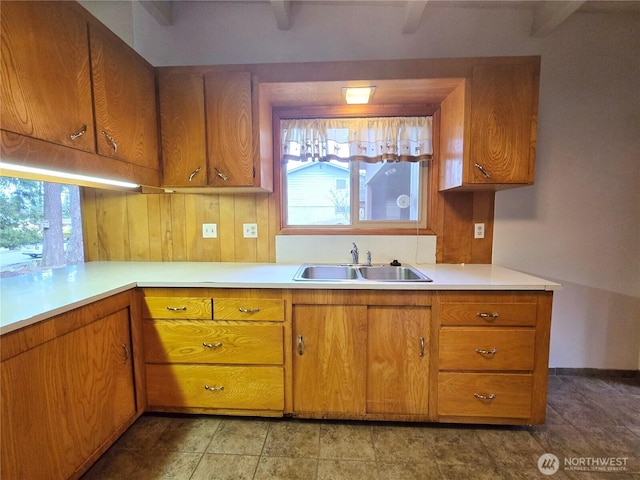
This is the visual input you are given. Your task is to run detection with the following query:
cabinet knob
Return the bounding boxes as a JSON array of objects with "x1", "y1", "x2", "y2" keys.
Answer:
[
  {"x1": 101, "y1": 130, "x2": 118, "y2": 153},
  {"x1": 473, "y1": 393, "x2": 496, "y2": 401},
  {"x1": 70, "y1": 124, "x2": 87, "y2": 140},
  {"x1": 122, "y1": 343, "x2": 130, "y2": 362},
  {"x1": 204, "y1": 385, "x2": 224, "y2": 392},
  {"x1": 475, "y1": 348, "x2": 498, "y2": 356},
  {"x1": 238, "y1": 307, "x2": 260, "y2": 313},
  {"x1": 188, "y1": 166, "x2": 202, "y2": 182},
  {"x1": 214, "y1": 167, "x2": 228, "y2": 181},
  {"x1": 474, "y1": 163, "x2": 491, "y2": 178}
]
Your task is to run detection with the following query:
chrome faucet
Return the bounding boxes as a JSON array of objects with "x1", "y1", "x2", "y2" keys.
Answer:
[
  {"x1": 350, "y1": 242, "x2": 359, "y2": 264},
  {"x1": 366, "y1": 250, "x2": 372, "y2": 266}
]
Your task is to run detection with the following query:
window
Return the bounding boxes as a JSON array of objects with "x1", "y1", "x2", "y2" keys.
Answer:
[
  {"x1": 0, "y1": 177, "x2": 84, "y2": 278},
  {"x1": 280, "y1": 116, "x2": 432, "y2": 230}
]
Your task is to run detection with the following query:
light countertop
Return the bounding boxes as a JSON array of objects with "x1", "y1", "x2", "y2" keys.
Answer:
[{"x1": 0, "y1": 261, "x2": 560, "y2": 335}]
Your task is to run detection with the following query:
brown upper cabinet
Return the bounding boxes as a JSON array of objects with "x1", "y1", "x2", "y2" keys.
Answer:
[
  {"x1": 0, "y1": 1, "x2": 95, "y2": 153},
  {"x1": 439, "y1": 61, "x2": 539, "y2": 190},
  {"x1": 0, "y1": 1, "x2": 160, "y2": 187},
  {"x1": 158, "y1": 70, "x2": 273, "y2": 192},
  {"x1": 89, "y1": 24, "x2": 159, "y2": 172}
]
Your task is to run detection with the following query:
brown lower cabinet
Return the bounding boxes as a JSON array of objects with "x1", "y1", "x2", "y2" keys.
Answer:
[
  {"x1": 0, "y1": 286, "x2": 552, "y2": 479},
  {"x1": 0, "y1": 291, "x2": 143, "y2": 480}
]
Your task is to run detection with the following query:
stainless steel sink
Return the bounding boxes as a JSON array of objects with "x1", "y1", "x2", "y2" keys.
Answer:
[
  {"x1": 293, "y1": 264, "x2": 432, "y2": 282},
  {"x1": 358, "y1": 265, "x2": 430, "y2": 281},
  {"x1": 295, "y1": 264, "x2": 359, "y2": 280}
]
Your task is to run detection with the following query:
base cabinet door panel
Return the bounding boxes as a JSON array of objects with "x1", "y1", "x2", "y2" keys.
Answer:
[
  {"x1": 0, "y1": 308, "x2": 136, "y2": 480},
  {"x1": 293, "y1": 305, "x2": 367, "y2": 415},
  {"x1": 367, "y1": 306, "x2": 430, "y2": 415}
]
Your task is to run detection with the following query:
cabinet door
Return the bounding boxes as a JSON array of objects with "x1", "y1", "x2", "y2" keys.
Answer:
[
  {"x1": 367, "y1": 306, "x2": 430, "y2": 415},
  {"x1": 468, "y1": 63, "x2": 536, "y2": 185},
  {"x1": 0, "y1": 1, "x2": 95, "y2": 152},
  {"x1": 90, "y1": 25, "x2": 159, "y2": 171},
  {"x1": 159, "y1": 73, "x2": 208, "y2": 186},
  {"x1": 205, "y1": 71, "x2": 255, "y2": 186},
  {"x1": 293, "y1": 305, "x2": 367, "y2": 415},
  {"x1": 0, "y1": 308, "x2": 136, "y2": 480}
]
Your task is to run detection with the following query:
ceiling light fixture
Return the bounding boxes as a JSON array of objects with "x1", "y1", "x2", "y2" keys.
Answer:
[
  {"x1": 0, "y1": 162, "x2": 140, "y2": 189},
  {"x1": 343, "y1": 86, "x2": 376, "y2": 105}
]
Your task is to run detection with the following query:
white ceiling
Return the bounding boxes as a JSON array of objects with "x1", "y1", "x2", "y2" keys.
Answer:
[{"x1": 139, "y1": 0, "x2": 640, "y2": 37}]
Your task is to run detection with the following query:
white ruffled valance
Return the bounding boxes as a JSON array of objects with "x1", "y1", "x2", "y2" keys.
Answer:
[{"x1": 281, "y1": 116, "x2": 432, "y2": 163}]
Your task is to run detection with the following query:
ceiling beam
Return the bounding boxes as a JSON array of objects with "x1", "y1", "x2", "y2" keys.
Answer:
[
  {"x1": 531, "y1": 1, "x2": 585, "y2": 37},
  {"x1": 139, "y1": 0, "x2": 173, "y2": 26},
  {"x1": 402, "y1": 0, "x2": 429, "y2": 34},
  {"x1": 270, "y1": 0, "x2": 292, "y2": 30}
]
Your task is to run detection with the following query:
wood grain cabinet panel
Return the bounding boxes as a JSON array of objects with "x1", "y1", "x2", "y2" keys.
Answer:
[
  {"x1": 90, "y1": 24, "x2": 159, "y2": 170},
  {"x1": 146, "y1": 364, "x2": 284, "y2": 411},
  {"x1": 205, "y1": 71, "x2": 254, "y2": 186},
  {"x1": 438, "y1": 372, "x2": 533, "y2": 419},
  {"x1": 158, "y1": 73, "x2": 208, "y2": 186},
  {"x1": 0, "y1": 1, "x2": 95, "y2": 152},
  {"x1": 144, "y1": 320, "x2": 283, "y2": 365},
  {"x1": 1, "y1": 306, "x2": 136, "y2": 480},
  {"x1": 214, "y1": 298, "x2": 285, "y2": 321},
  {"x1": 142, "y1": 296, "x2": 213, "y2": 319},
  {"x1": 468, "y1": 63, "x2": 536, "y2": 185},
  {"x1": 367, "y1": 306, "x2": 430, "y2": 415},
  {"x1": 292, "y1": 304, "x2": 368, "y2": 415},
  {"x1": 439, "y1": 327, "x2": 535, "y2": 371}
]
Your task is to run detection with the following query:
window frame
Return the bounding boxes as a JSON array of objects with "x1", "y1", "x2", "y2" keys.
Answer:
[{"x1": 274, "y1": 104, "x2": 439, "y2": 235}]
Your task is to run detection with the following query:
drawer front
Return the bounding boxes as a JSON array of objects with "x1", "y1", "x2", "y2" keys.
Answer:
[
  {"x1": 438, "y1": 372, "x2": 532, "y2": 419},
  {"x1": 440, "y1": 303, "x2": 537, "y2": 326},
  {"x1": 143, "y1": 297, "x2": 212, "y2": 319},
  {"x1": 144, "y1": 321, "x2": 283, "y2": 365},
  {"x1": 214, "y1": 298, "x2": 284, "y2": 322},
  {"x1": 439, "y1": 328, "x2": 535, "y2": 371},
  {"x1": 146, "y1": 364, "x2": 284, "y2": 410}
]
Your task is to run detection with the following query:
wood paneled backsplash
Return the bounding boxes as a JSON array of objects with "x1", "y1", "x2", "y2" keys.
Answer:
[
  {"x1": 81, "y1": 188, "x2": 494, "y2": 265},
  {"x1": 81, "y1": 189, "x2": 277, "y2": 263}
]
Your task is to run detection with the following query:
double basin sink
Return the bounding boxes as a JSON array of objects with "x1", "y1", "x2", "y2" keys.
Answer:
[{"x1": 293, "y1": 264, "x2": 432, "y2": 282}]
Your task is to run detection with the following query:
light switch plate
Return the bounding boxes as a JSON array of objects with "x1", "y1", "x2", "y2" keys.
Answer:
[
  {"x1": 243, "y1": 223, "x2": 258, "y2": 238},
  {"x1": 203, "y1": 223, "x2": 217, "y2": 238}
]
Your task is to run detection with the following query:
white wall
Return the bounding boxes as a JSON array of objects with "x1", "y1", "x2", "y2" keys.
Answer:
[{"x1": 89, "y1": 1, "x2": 640, "y2": 370}]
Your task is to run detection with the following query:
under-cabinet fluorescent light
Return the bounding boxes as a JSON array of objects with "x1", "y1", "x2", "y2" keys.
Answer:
[
  {"x1": 0, "y1": 162, "x2": 140, "y2": 189},
  {"x1": 343, "y1": 86, "x2": 376, "y2": 105}
]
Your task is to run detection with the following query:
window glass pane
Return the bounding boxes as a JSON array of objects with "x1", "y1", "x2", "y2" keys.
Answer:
[
  {"x1": 0, "y1": 177, "x2": 84, "y2": 278},
  {"x1": 285, "y1": 160, "x2": 351, "y2": 225},
  {"x1": 359, "y1": 161, "x2": 421, "y2": 222}
]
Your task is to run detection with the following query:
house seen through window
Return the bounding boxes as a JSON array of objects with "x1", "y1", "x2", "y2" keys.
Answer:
[
  {"x1": 281, "y1": 116, "x2": 432, "y2": 229},
  {"x1": 0, "y1": 177, "x2": 84, "y2": 277}
]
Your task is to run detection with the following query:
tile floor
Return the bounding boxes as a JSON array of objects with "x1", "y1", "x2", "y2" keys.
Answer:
[{"x1": 82, "y1": 375, "x2": 639, "y2": 480}]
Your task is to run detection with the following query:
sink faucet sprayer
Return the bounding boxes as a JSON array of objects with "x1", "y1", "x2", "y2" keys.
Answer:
[{"x1": 350, "y1": 242, "x2": 359, "y2": 264}]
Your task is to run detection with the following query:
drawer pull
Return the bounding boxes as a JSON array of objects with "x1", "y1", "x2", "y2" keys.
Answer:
[
  {"x1": 202, "y1": 342, "x2": 223, "y2": 349},
  {"x1": 166, "y1": 306, "x2": 188, "y2": 311},
  {"x1": 70, "y1": 124, "x2": 87, "y2": 140},
  {"x1": 188, "y1": 166, "x2": 202, "y2": 182},
  {"x1": 122, "y1": 343, "x2": 130, "y2": 362},
  {"x1": 475, "y1": 348, "x2": 498, "y2": 356},
  {"x1": 473, "y1": 393, "x2": 496, "y2": 401},
  {"x1": 204, "y1": 385, "x2": 225, "y2": 392},
  {"x1": 101, "y1": 130, "x2": 118, "y2": 153},
  {"x1": 238, "y1": 307, "x2": 260, "y2": 313},
  {"x1": 477, "y1": 312, "x2": 500, "y2": 320},
  {"x1": 297, "y1": 335, "x2": 304, "y2": 355},
  {"x1": 419, "y1": 337, "x2": 426, "y2": 357}
]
